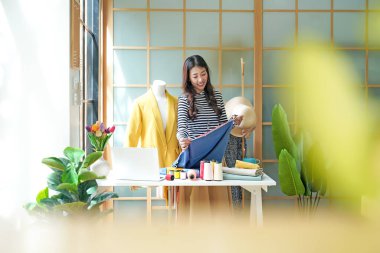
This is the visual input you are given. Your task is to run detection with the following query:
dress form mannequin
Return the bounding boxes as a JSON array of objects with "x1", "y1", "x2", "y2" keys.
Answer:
[{"x1": 152, "y1": 80, "x2": 168, "y2": 131}]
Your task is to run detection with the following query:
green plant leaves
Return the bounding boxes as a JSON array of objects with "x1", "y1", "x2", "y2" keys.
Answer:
[
  {"x1": 57, "y1": 183, "x2": 78, "y2": 193},
  {"x1": 64, "y1": 147, "x2": 85, "y2": 164},
  {"x1": 79, "y1": 171, "x2": 102, "y2": 182},
  {"x1": 272, "y1": 104, "x2": 299, "y2": 160},
  {"x1": 62, "y1": 166, "x2": 79, "y2": 185},
  {"x1": 88, "y1": 192, "x2": 118, "y2": 209},
  {"x1": 81, "y1": 151, "x2": 102, "y2": 169},
  {"x1": 36, "y1": 187, "x2": 49, "y2": 203},
  {"x1": 279, "y1": 149, "x2": 305, "y2": 196},
  {"x1": 42, "y1": 157, "x2": 65, "y2": 171}
]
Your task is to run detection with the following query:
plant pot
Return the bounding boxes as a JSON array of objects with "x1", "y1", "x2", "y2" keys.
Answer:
[{"x1": 90, "y1": 154, "x2": 111, "y2": 177}]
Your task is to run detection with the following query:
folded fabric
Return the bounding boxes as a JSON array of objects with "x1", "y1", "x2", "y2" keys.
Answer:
[
  {"x1": 243, "y1": 157, "x2": 260, "y2": 164},
  {"x1": 172, "y1": 120, "x2": 234, "y2": 169},
  {"x1": 223, "y1": 173, "x2": 262, "y2": 181},
  {"x1": 223, "y1": 167, "x2": 263, "y2": 177},
  {"x1": 235, "y1": 160, "x2": 260, "y2": 169}
]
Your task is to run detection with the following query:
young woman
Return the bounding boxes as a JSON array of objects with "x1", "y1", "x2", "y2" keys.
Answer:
[{"x1": 176, "y1": 55, "x2": 242, "y2": 220}]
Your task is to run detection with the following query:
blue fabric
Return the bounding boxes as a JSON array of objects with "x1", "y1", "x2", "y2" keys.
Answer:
[
  {"x1": 172, "y1": 120, "x2": 234, "y2": 169},
  {"x1": 223, "y1": 173, "x2": 262, "y2": 181}
]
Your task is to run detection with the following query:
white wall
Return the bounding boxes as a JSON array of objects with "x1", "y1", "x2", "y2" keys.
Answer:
[{"x1": 0, "y1": 0, "x2": 70, "y2": 218}]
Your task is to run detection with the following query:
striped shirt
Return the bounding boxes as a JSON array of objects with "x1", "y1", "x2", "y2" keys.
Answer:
[{"x1": 177, "y1": 90, "x2": 228, "y2": 140}]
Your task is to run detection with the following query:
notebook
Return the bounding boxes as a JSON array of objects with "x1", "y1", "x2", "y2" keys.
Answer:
[{"x1": 111, "y1": 147, "x2": 164, "y2": 181}]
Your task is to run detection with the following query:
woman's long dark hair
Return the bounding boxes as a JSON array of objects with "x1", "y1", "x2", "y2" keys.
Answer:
[{"x1": 182, "y1": 55, "x2": 222, "y2": 120}]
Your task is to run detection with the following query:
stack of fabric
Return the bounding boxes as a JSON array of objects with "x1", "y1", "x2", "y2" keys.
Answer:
[{"x1": 222, "y1": 159, "x2": 263, "y2": 181}]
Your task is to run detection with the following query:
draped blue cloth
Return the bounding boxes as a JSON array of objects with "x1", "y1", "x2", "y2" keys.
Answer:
[{"x1": 172, "y1": 120, "x2": 234, "y2": 169}]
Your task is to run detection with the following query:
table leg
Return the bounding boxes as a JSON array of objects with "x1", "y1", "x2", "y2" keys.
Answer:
[
  {"x1": 147, "y1": 187, "x2": 152, "y2": 225},
  {"x1": 242, "y1": 186, "x2": 264, "y2": 227}
]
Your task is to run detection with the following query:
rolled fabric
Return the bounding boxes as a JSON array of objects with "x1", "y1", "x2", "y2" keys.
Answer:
[
  {"x1": 213, "y1": 163, "x2": 223, "y2": 181},
  {"x1": 187, "y1": 169, "x2": 197, "y2": 180},
  {"x1": 235, "y1": 160, "x2": 260, "y2": 169},
  {"x1": 203, "y1": 162, "x2": 213, "y2": 181},
  {"x1": 223, "y1": 167, "x2": 263, "y2": 177}
]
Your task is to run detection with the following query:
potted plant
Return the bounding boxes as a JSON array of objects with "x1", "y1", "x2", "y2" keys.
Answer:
[
  {"x1": 86, "y1": 121, "x2": 115, "y2": 176},
  {"x1": 272, "y1": 104, "x2": 327, "y2": 216},
  {"x1": 25, "y1": 147, "x2": 118, "y2": 218}
]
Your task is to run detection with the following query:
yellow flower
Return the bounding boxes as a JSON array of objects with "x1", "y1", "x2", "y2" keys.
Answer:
[{"x1": 95, "y1": 130, "x2": 102, "y2": 137}]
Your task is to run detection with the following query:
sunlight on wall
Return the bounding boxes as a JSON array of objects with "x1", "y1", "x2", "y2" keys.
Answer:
[{"x1": 0, "y1": 0, "x2": 70, "y2": 219}]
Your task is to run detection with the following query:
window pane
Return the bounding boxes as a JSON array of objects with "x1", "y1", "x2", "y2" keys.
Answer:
[
  {"x1": 222, "y1": 87, "x2": 254, "y2": 104},
  {"x1": 223, "y1": 0, "x2": 254, "y2": 10},
  {"x1": 186, "y1": 50, "x2": 219, "y2": 84},
  {"x1": 114, "y1": 50, "x2": 147, "y2": 84},
  {"x1": 114, "y1": 0, "x2": 147, "y2": 8},
  {"x1": 187, "y1": 0, "x2": 219, "y2": 9},
  {"x1": 114, "y1": 12, "x2": 147, "y2": 46},
  {"x1": 114, "y1": 87, "x2": 148, "y2": 122},
  {"x1": 334, "y1": 0, "x2": 366, "y2": 10},
  {"x1": 298, "y1": 13, "x2": 330, "y2": 43},
  {"x1": 263, "y1": 50, "x2": 290, "y2": 84},
  {"x1": 263, "y1": 13, "x2": 295, "y2": 47},
  {"x1": 298, "y1": 0, "x2": 330, "y2": 10},
  {"x1": 263, "y1": 126, "x2": 276, "y2": 160},
  {"x1": 369, "y1": 51, "x2": 380, "y2": 84},
  {"x1": 222, "y1": 13, "x2": 254, "y2": 48},
  {"x1": 113, "y1": 124, "x2": 127, "y2": 147},
  {"x1": 150, "y1": 12, "x2": 182, "y2": 46},
  {"x1": 369, "y1": 0, "x2": 380, "y2": 9},
  {"x1": 342, "y1": 50, "x2": 366, "y2": 84},
  {"x1": 368, "y1": 13, "x2": 380, "y2": 48},
  {"x1": 263, "y1": 0, "x2": 295, "y2": 10},
  {"x1": 262, "y1": 163, "x2": 286, "y2": 196},
  {"x1": 150, "y1": 50, "x2": 183, "y2": 84},
  {"x1": 334, "y1": 13, "x2": 365, "y2": 48},
  {"x1": 186, "y1": 12, "x2": 219, "y2": 47},
  {"x1": 166, "y1": 87, "x2": 182, "y2": 97},
  {"x1": 150, "y1": 0, "x2": 182, "y2": 9},
  {"x1": 222, "y1": 50, "x2": 254, "y2": 85},
  {"x1": 368, "y1": 88, "x2": 380, "y2": 100},
  {"x1": 263, "y1": 88, "x2": 294, "y2": 122}
]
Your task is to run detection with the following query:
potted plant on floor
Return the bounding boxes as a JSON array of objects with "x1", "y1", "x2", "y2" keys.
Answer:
[
  {"x1": 272, "y1": 104, "x2": 327, "y2": 216},
  {"x1": 25, "y1": 147, "x2": 118, "y2": 218}
]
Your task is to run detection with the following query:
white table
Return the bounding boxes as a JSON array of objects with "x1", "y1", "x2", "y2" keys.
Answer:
[{"x1": 97, "y1": 174, "x2": 276, "y2": 226}]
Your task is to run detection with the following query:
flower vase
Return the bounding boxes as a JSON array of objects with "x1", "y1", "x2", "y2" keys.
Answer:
[{"x1": 91, "y1": 153, "x2": 111, "y2": 177}]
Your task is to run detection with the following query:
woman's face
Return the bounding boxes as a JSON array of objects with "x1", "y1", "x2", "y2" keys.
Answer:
[{"x1": 189, "y1": 66, "x2": 208, "y2": 93}]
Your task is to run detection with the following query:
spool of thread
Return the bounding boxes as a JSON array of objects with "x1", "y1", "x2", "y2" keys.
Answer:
[
  {"x1": 187, "y1": 169, "x2": 197, "y2": 180},
  {"x1": 203, "y1": 162, "x2": 213, "y2": 181},
  {"x1": 213, "y1": 162, "x2": 223, "y2": 181},
  {"x1": 165, "y1": 174, "x2": 174, "y2": 181},
  {"x1": 200, "y1": 160, "x2": 205, "y2": 179},
  {"x1": 169, "y1": 170, "x2": 175, "y2": 175},
  {"x1": 174, "y1": 170, "x2": 180, "y2": 179},
  {"x1": 180, "y1": 170, "x2": 187, "y2": 180}
]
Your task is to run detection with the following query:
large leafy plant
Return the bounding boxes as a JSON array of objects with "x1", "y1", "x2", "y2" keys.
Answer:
[
  {"x1": 272, "y1": 104, "x2": 327, "y2": 215},
  {"x1": 25, "y1": 147, "x2": 118, "y2": 217}
]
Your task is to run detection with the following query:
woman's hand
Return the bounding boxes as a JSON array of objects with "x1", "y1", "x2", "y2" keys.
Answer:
[
  {"x1": 232, "y1": 115, "x2": 243, "y2": 126},
  {"x1": 241, "y1": 125, "x2": 255, "y2": 138},
  {"x1": 179, "y1": 138, "x2": 191, "y2": 151}
]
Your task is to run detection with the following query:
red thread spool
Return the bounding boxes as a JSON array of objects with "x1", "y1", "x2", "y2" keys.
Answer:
[
  {"x1": 200, "y1": 161, "x2": 205, "y2": 179},
  {"x1": 165, "y1": 174, "x2": 174, "y2": 181}
]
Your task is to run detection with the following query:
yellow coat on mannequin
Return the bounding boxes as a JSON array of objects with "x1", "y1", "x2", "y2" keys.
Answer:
[{"x1": 125, "y1": 89, "x2": 180, "y2": 168}]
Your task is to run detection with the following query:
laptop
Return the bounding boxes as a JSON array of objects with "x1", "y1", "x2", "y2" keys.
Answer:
[{"x1": 111, "y1": 147, "x2": 164, "y2": 181}]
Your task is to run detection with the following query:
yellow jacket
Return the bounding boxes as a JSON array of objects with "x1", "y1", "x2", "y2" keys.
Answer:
[{"x1": 125, "y1": 89, "x2": 180, "y2": 167}]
